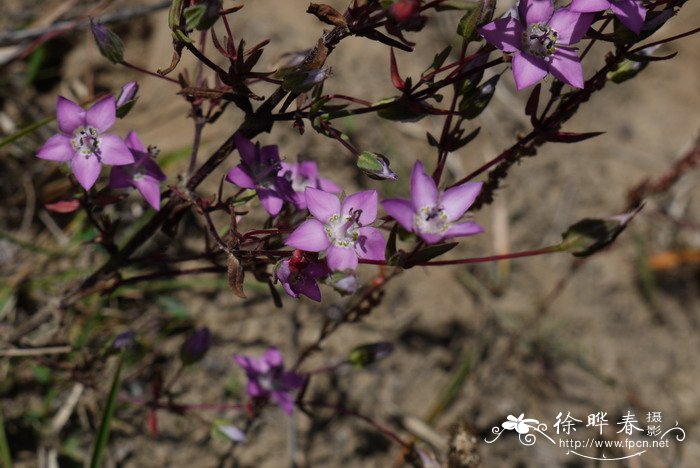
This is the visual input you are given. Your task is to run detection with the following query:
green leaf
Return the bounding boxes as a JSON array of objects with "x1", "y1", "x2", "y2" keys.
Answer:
[
  {"x1": 89, "y1": 355, "x2": 124, "y2": 468},
  {"x1": 157, "y1": 296, "x2": 191, "y2": 320},
  {"x1": 376, "y1": 97, "x2": 427, "y2": 122},
  {"x1": 457, "y1": 1, "x2": 483, "y2": 40},
  {"x1": 0, "y1": 409, "x2": 11, "y2": 468},
  {"x1": 406, "y1": 243, "x2": 459, "y2": 267}
]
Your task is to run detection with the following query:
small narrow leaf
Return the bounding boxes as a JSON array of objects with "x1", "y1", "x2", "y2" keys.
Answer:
[
  {"x1": 406, "y1": 243, "x2": 459, "y2": 267},
  {"x1": 457, "y1": 1, "x2": 484, "y2": 40},
  {"x1": 559, "y1": 205, "x2": 643, "y2": 257},
  {"x1": 389, "y1": 48, "x2": 406, "y2": 90},
  {"x1": 89, "y1": 355, "x2": 124, "y2": 468}
]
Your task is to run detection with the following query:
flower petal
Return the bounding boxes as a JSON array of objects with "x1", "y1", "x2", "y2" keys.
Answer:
[
  {"x1": 71, "y1": 155, "x2": 102, "y2": 190},
  {"x1": 99, "y1": 134, "x2": 134, "y2": 165},
  {"x1": 441, "y1": 182, "x2": 482, "y2": 222},
  {"x1": 285, "y1": 219, "x2": 331, "y2": 252},
  {"x1": 56, "y1": 96, "x2": 85, "y2": 134},
  {"x1": 417, "y1": 231, "x2": 445, "y2": 245},
  {"x1": 109, "y1": 166, "x2": 132, "y2": 189},
  {"x1": 259, "y1": 144, "x2": 281, "y2": 164},
  {"x1": 381, "y1": 198, "x2": 415, "y2": 232},
  {"x1": 133, "y1": 176, "x2": 162, "y2": 210},
  {"x1": 318, "y1": 177, "x2": 342, "y2": 194},
  {"x1": 342, "y1": 190, "x2": 378, "y2": 225},
  {"x1": 512, "y1": 52, "x2": 549, "y2": 90},
  {"x1": 549, "y1": 48, "x2": 584, "y2": 88},
  {"x1": 124, "y1": 130, "x2": 147, "y2": 153},
  {"x1": 271, "y1": 390, "x2": 295, "y2": 415},
  {"x1": 356, "y1": 227, "x2": 386, "y2": 261},
  {"x1": 264, "y1": 348, "x2": 283, "y2": 367},
  {"x1": 257, "y1": 189, "x2": 285, "y2": 216},
  {"x1": 611, "y1": 0, "x2": 646, "y2": 34},
  {"x1": 85, "y1": 96, "x2": 117, "y2": 132},
  {"x1": 444, "y1": 221, "x2": 484, "y2": 239},
  {"x1": 305, "y1": 187, "x2": 341, "y2": 223},
  {"x1": 548, "y1": 10, "x2": 594, "y2": 45},
  {"x1": 227, "y1": 166, "x2": 256, "y2": 189},
  {"x1": 519, "y1": 0, "x2": 554, "y2": 25},
  {"x1": 234, "y1": 132, "x2": 258, "y2": 165},
  {"x1": 296, "y1": 277, "x2": 322, "y2": 302},
  {"x1": 36, "y1": 134, "x2": 74, "y2": 161},
  {"x1": 410, "y1": 161, "x2": 438, "y2": 209},
  {"x1": 478, "y1": 18, "x2": 524, "y2": 53},
  {"x1": 246, "y1": 380, "x2": 264, "y2": 397},
  {"x1": 326, "y1": 245, "x2": 358, "y2": 271},
  {"x1": 569, "y1": 0, "x2": 611, "y2": 13}
]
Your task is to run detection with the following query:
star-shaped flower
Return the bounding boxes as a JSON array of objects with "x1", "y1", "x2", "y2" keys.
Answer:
[
  {"x1": 226, "y1": 133, "x2": 295, "y2": 216},
  {"x1": 285, "y1": 188, "x2": 386, "y2": 271},
  {"x1": 234, "y1": 348, "x2": 305, "y2": 415},
  {"x1": 109, "y1": 131, "x2": 166, "y2": 210},
  {"x1": 381, "y1": 161, "x2": 483, "y2": 244},
  {"x1": 479, "y1": 0, "x2": 594, "y2": 89},
  {"x1": 37, "y1": 96, "x2": 134, "y2": 190}
]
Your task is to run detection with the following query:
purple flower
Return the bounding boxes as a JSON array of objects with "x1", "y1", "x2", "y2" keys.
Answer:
[
  {"x1": 381, "y1": 161, "x2": 483, "y2": 244},
  {"x1": 37, "y1": 96, "x2": 134, "y2": 190},
  {"x1": 285, "y1": 188, "x2": 386, "y2": 271},
  {"x1": 226, "y1": 133, "x2": 294, "y2": 216},
  {"x1": 109, "y1": 131, "x2": 166, "y2": 210},
  {"x1": 279, "y1": 161, "x2": 341, "y2": 210},
  {"x1": 479, "y1": 1, "x2": 595, "y2": 89},
  {"x1": 276, "y1": 251, "x2": 328, "y2": 302},
  {"x1": 180, "y1": 327, "x2": 212, "y2": 365},
  {"x1": 234, "y1": 348, "x2": 305, "y2": 415},
  {"x1": 570, "y1": 0, "x2": 646, "y2": 34}
]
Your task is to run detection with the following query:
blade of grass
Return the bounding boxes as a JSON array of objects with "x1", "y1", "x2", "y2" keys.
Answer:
[
  {"x1": 0, "y1": 115, "x2": 55, "y2": 149},
  {"x1": 0, "y1": 407, "x2": 12, "y2": 468},
  {"x1": 89, "y1": 354, "x2": 124, "y2": 468}
]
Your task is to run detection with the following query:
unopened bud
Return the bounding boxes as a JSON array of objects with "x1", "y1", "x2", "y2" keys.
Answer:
[
  {"x1": 113, "y1": 330, "x2": 136, "y2": 350},
  {"x1": 283, "y1": 67, "x2": 331, "y2": 93},
  {"x1": 389, "y1": 0, "x2": 419, "y2": 23},
  {"x1": 558, "y1": 205, "x2": 643, "y2": 257},
  {"x1": 325, "y1": 271, "x2": 359, "y2": 296},
  {"x1": 116, "y1": 81, "x2": 139, "y2": 117},
  {"x1": 90, "y1": 19, "x2": 124, "y2": 64},
  {"x1": 357, "y1": 151, "x2": 398, "y2": 181},
  {"x1": 349, "y1": 342, "x2": 394, "y2": 368},
  {"x1": 180, "y1": 327, "x2": 212, "y2": 365}
]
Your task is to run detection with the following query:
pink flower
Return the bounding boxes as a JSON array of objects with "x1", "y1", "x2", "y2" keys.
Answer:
[
  {"x1": 276, "y1": 251, "x2": 328, "y2": 302},
  {"x1": 570, "y1": 0, "x2": 646, "y2": 34},
  {"x1": 285, "y1": 188, "x2": 386, "y2": 271},
  {"x1": 382, "y1": 161, "x2": 483, "y2": 244},
  {"x1": 234, "y1": 348, "x2": 305, "y2": 415},
  {"x1": 37, "y1": 96, "x2": 134, "y2": 190},
  {"x1": 479, "y1": 0, "x2": 594, "y2": 89},
  {"x1": 109, "y1": 131, "x2": 166, "y2": 210},
  {"x1": 279, "y1": 161, "x2": 341, "y2": 210}
]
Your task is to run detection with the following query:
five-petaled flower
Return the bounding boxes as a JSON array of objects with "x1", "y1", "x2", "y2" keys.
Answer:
[
  {"x1": 37, "y1": 96, "x2": 134, "y2": 190},
  {"x1": 502, "y1": 414, "x2": 540, "y2": 434},
  {"x1": 570, "y1": 0, "x2": 646, "y2": 34},
  {"x1": 109, "y1": 131, "x2": 166, "y2": 210},
  {"x1": 279, "y1": 161, "x2": 341, "y2": 210},
  {"x1": 285, "y1": 188, "x2": 386, "y2": 271},
  {"x1": 276, "y1": 250, "x2": 328, "y2": 302},
  {"x1": 234, "y1": 348, "x2": 305, "y2": 415},
  {"x1": 381, "y1": 161, "x2": 483, "y2": 244},
  {"x1": 226, "y1": 133, "x2": 295, "y2": 216},
  {"x1": 479, "y1": 0, "x2": 594, "y2": 89}
]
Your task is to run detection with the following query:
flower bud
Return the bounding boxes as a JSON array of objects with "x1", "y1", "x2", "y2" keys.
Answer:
[
  {"x1": 282, "y1": 67, "x2": 331, "y2": 93},
  {"x1": 349, "y1": 342, "x2": 394, "y2": 368},
  {"x1": 180, "y1": 327, "x2": 212, "y2": 365},
  {"x1": 90, "y1": 19, "x2": 124, "y2": 64},
  {"x1": 357, "y1": 151, "x2": 398, "y2": 181},
  {"x1": 116, "y1": 81, "x2": 139, "y2": 118},
  {"x1": 325, "y1": 271, "x2": 359, "y2": 296},
  {"x1": 389, "y1": 0, "x2": 419, "y2": 23},
  {"x1": 113, "y1": 330, "x2": 136, "y2": 350},
  {"x1": 558, "y1": 205, "x2": 643, "y2": 257}
]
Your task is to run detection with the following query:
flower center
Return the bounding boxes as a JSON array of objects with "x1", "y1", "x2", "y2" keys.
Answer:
[
  {"x1": 252, "y1": 157, "x2": 282, "y2": 189},
  {"x1": 70, "y1": 126, "x2": 102, "y2": 159},
  {"x1": 283, "y1": 169, "x2": 310, "y2": 193},
  {"x1": 414, "y1": 205, "x2": 449, "y2": 235},
  {"x1": 523, "y1": 23, "x2": 558, "y2": 57},
  {"x1": 325, "y1": 211, "x2": 361, "y2": 248}
]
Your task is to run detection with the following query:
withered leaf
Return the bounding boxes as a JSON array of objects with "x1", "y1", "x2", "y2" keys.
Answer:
[
  {"x1": 307, "y1": 3, "x2": 348, "y2": 28},
  {"x1": 227, "y1": 254, "x2": 246, "y2": 298}
]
